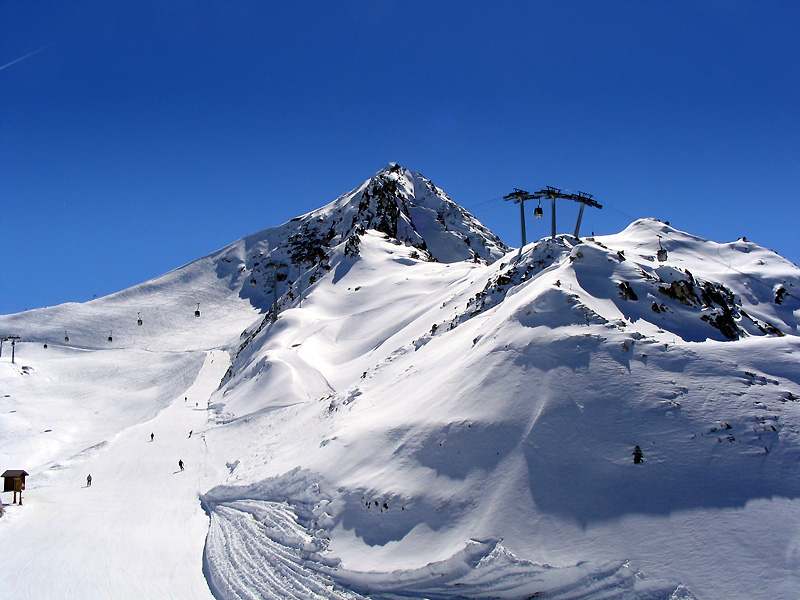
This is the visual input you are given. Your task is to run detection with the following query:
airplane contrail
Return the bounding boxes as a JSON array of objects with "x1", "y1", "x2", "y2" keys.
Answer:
[{"x1": 0, "y1": 43, "x2": 53, "y2": 72}]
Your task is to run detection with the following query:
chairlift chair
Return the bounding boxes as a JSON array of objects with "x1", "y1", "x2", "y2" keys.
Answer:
[
  {"x1": 195, "y1": 303, "x2": 201, "y2": 317},
  {"x1": 108, "y1": 330, "x2": 113, "y2": 342},
  {"x1": 64, "y1": 331, "x2": 69, "y2": 343},
  {"x1": 533, "y1": 201, "x2": 543, "y2": 218},
  {"x1": 137, "y1": 312, "x2": 143, "y2": 326}
]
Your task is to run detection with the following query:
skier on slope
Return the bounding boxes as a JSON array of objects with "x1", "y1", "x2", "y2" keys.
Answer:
[
  {"x1": 633, "y1": 445, "x2": 643, "y2": 464},
  {"x1": 86, "y1": 474, "x2": 92, "y2": 487},
  {"x1": 178, "y1": 459, "x2": 184, "y2": 471}
]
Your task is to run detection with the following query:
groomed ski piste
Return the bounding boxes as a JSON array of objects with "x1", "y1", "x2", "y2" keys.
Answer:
[{"x1": 2, "y1": 165, "x2": 799, "y2": 599}]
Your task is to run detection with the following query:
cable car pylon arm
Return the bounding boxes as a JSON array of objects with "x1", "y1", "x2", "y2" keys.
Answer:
[
  {"x1": 530, "y1": 187, "x2": 602, "y2": 239},
  {"x1": 504, "y1": 185, "x2": 602, "y2": 242}
]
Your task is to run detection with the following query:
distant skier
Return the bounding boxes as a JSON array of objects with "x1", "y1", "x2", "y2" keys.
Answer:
[
  {"x1": 188, "y1": 430, "x2": 192, "y2": 438},
  {"x1": 86, "y1": 474, "x2": 92, "y2": 487},
  {"x1": 150, "y1": 432, "x2": 154, "y2": 442},
  {"x1": 178, "y1": 459, "x2": 184, "y2": 472},
  {"x1": 633, "y1": 445, "x2": 643, "y2": 464}
]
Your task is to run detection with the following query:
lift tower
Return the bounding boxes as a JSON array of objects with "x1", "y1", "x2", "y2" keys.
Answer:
[
  {"x1": 503, "y1": 188, "x2": 535, "y2": 247},
  {"x1": 568, "y1": 191, "x2": 601, "y2": 238}
]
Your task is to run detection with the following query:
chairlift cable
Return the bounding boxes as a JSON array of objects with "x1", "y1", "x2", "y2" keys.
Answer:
[
  {"x1": 463, "y1": 198, "x2": 506, "y2": 215},
  {"x1": 464, "y1": 195, "x2": 505, "y2": 210},
  {"x1": 468, "y1": 203, "x2": 507, "y2": 216}
]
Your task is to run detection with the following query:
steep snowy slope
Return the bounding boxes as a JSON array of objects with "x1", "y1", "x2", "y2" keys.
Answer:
[
  {"x1": 201, "y1": 218, "x2": 800, "y2": 600},
  {"x1": 2, "y1": 165, "x2": 799, "y2": 600}
]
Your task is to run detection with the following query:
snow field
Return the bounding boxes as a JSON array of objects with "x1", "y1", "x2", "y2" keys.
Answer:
[{"x1": 0, "y1": 350, "x2": 229, "y2": 599}]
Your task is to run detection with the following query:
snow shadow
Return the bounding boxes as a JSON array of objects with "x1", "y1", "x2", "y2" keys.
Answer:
[
  {"x1": 337, "y1": 488, "x2": 473, "y2": 547},
  {"x1": 516, "y1": 288, "x2": 608, "y2": 330},
  {"x1": 521, "y1": 395, "x2": 800, "y2": 523},
  {"x1": 511, "y1": 334, "x2": 601, "y2": 373},
  {"x1": 401, "y1": 421, "x2": 521, "y2": 480}
]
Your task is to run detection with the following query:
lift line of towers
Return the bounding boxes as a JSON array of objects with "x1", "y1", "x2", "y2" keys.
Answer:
[
  {"x1": 8, "y1": 266, "x2": 288, "y2": 353},
  {"x1": 0, "y1": 303, "x2": 205, "y2": 354},
  {"x1": 504, "y1": 186, "x2": 669, "y2": 262}
]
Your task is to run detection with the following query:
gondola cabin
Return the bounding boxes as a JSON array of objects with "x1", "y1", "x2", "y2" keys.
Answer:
[
  {"x1": 657, "y1": 236, "x2": 668, "y2": 261},
  {"x1": 2, "y1": 469, "x2": 29, "y2": 505}
]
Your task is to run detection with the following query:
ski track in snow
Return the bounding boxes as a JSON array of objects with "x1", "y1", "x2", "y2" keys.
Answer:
[
  {"x1": 202, "y1": 493, "x2": 694, "y2": 600},
  {"x1": 0, "y1": 349, "x2": 230, "y2": 599}
]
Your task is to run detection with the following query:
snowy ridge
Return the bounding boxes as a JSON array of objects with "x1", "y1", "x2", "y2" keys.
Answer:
[{"x1": 447, "y1": 218, "x2": 800, "y2": 343}]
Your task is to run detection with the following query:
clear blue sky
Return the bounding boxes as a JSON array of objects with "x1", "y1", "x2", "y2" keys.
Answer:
[{"x1": 2, "y1": 1, "x2": 799, "y2": 315}]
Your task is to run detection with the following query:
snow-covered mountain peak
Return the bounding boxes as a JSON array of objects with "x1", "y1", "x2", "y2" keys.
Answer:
[
  {"x1": 293, "y1": 162, "x2": 507, "y2": 262},
  {"x1": 4, "y1": 169, "x2": 800, "y2": 600},
  {"x1": 231, "y1": 164, "x2": 508, "y2": 313}
]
